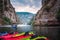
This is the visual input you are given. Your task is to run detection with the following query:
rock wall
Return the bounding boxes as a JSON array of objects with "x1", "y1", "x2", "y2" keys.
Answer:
[
  {"x1": 34, "y1": 0, "x2": 60, "y2": 26},
  {"x1": 33, "y1": 0, "x2": 60, "y2": 40},
  {"x1": 0, "y1": 0, "x2": 20, "y2": 25}
]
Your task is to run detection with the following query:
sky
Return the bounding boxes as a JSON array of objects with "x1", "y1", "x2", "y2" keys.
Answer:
[{"x1": 10, "y1": 0, "x2": 42, "y2": 14}]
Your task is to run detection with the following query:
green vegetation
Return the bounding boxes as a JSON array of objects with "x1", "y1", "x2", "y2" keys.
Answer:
[
  {"x1": 43, "y1": 0, "x2": 50, "y2": 5},
  {"x1": 0, "y1": 27, "x2": 14, "y2": 32},
  {"x1": 0, "y1": 4, "x2": 3, "y2": 9},
  {"x1": 2, "y1": 17, "x2": 12, "y2": 24},
  {"x1": 0, "y1": 3, "x2": 3, "y2": 13},
  {"x1": 0, "y1": 1, "x2": 3, "y2": 9},
  {"x1": 45, "y1": 6, "x2": 51, "y2": 12},
  {"x1": 45, "y1": 24, "x2": 48, "y2": 26},
  {"x1": 56, "y1": 9, "x2": 60, "y2": 23},
  {"x1": 0, "y1": 2, "x2": 3, "y2": 7},
  {"x1": 28, "y1": 17, "x2": 35, "y2": 26}
]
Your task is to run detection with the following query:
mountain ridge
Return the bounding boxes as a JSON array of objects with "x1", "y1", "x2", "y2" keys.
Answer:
[{"x1": 16, "y1": 12, "x2": 35, "y2": 25}]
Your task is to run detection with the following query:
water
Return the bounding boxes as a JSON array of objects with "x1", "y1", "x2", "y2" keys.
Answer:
[
  {"x1": 0, "y1": 25, "x2": 60, "y2": 40},
  {"x1": 17, "y1": 25, "x2": 34, "y2": 33},
  {"x1": 33, "y1": 26, "x2": 60, "y2": 40},
  {"x1": 17, "y1": 25, "x2": 60, "y2": 40}
]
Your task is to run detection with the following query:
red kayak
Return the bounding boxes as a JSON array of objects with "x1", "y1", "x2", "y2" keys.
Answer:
[
  {"x1": 4, "y1": 35, "x2": 31, "y2": 40},
  {"x1": 0, "y1": 33, "x2": 33, "y2": 40}
]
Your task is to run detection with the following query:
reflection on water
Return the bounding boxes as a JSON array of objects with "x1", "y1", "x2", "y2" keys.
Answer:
[
  {"x1": 33, "y1": 26, "x2": 60, "y2": 40},
  {"x1": 0, "y1": 27, "x2": 15, "y2": 32},
  {"x1": 17, "y1": 25, "x2": 33, "y2": 32},
  {"x1": 17, "y1": 25, "x2": 60, "y2": 40},
  {"x1": 33, "y1": 26, "x2": 59, "y2": 35},
  {"x1": 0, "y1": 25, "x2": 60, "y2": 40}
]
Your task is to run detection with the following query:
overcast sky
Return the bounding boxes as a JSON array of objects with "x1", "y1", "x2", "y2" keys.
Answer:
[{"x1": 10, "y1": 0, "x2": 42, "y2": 14}]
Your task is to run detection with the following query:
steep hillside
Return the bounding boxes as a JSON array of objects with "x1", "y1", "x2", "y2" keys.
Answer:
[
  {"x1": 0, "y1": 0, "x2": 20, "y2": 25},
  {"x1": 16, "y1": 12, "x2": 35, "y2": 25},
  {"x1": 34, "y1": 0, "x2": 60, "y2": 26}
]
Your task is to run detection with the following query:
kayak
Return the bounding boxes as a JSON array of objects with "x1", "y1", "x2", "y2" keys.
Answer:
[
  {"x1": 0, "y1": 32, "x2": 48, "y2": 40},
  {"x1": 0, "y1": 32, "x2": 34, "y2": 40},
  {"x1": 23, "y1": 36, "x2": 48, "y2": 40}
]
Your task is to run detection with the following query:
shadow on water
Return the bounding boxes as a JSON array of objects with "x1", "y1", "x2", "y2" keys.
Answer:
[
  {"x1": 17, "y1": 25, "x2": 60, "y2": 40},
  {"x1": 33, "y1": 26, "x2": 60, "y2": 40}
]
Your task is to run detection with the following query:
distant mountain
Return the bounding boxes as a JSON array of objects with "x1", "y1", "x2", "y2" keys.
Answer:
[{"x1": 16, "y1": 12, "x2": 35, "y2": 25}]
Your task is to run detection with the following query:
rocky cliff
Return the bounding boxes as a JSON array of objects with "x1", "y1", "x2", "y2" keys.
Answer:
[
  {"x1": 0, "y1": 0, "x2": 20, "y2": 25},
  {"x1": 34, "y1": 0, "x2": 60, "y2": 26}
]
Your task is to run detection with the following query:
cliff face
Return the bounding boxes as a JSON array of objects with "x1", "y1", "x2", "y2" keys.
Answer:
[
  {"x1": 0, "y1": 0, "x2": 19, "y2": 25},
  {"x1": 34, "y1": 0, "x2": 60, "y2": 26}
]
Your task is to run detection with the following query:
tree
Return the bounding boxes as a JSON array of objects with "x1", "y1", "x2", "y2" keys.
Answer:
[
  {"x1": 56, "y1": 9, "x2": 60, "y2": 23},
  {"x1": 2, "y1": 17, "x2": 12, "y2": 24},
  {"x1": 28, "y1": 16, "x2": 35, "y2": 26}
]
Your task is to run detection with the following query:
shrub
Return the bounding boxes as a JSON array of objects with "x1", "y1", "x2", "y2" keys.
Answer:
[
  {"x1": 45, "y1": 6, "x2": 51, "y2": 12},
  {"x1": 2, "y1": 17, "x2": 12, "y2": 24},
  {"x1": 56, "y1": 9, "x2": 60, "y2": 22}
]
